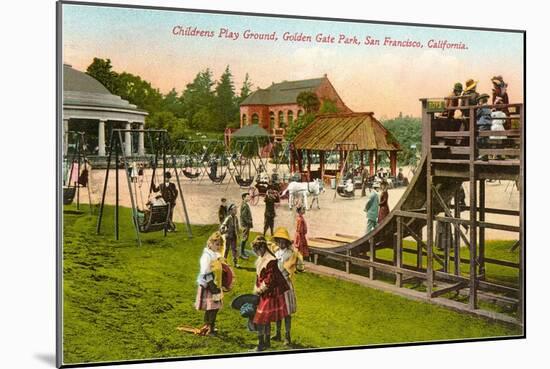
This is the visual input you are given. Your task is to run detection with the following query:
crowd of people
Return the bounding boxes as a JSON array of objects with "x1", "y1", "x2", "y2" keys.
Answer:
[
  {"x1": 188, "y1": 183, "x2": 315, "y2": 351},
  {"x1": 364, "y1": 181, "x2": 390, "y2": 234},
  {"x1": 193, "y1": 224, "x2": 306, "y2": 351},
  {"x1": 443, "y1": 75, "x2": 512, "y2": 161}
]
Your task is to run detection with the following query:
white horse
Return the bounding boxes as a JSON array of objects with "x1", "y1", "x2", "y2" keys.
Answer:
[{"x1": 281, "y1": 179, "x2": 324, "y2": 210}]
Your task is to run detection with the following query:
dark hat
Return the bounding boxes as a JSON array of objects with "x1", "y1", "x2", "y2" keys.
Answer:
[
  {"x1": 453, "y1": 82, "x2": 463, "y2": 91},
  {"x1": 476, "y1": 93, "x2": 490, "y2": 102},
  {"x1": 252, "y1": 235, "x2": 268, "y2": 251},
  {"x1": 231, "y1": 294, "x2": 260, "y2": 311},
  {"x1": 491, "y1": 75, "x2": 505, "y2": 86},
  {"x1": 164, "y1": 171, "x2": 172, "y2": 179}
]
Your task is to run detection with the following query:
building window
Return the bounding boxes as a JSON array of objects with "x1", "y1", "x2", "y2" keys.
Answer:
[
  {"x1": 287, "y1": 110, "x2": 293, "y2": 126},
  {"x1": 297, "y1": 109, "x2": 303, "y2": 118},
  {"x1": 252, "y1": 113, "x2": 259, "y2": 125},
  {"x1": 269, "y1": 112, "x2": 275, "y2": 130},
  {"x1": 278, "y1": 111, "x2": 285, "y2": 128},
  {"x1": 242, "y1": 114, "x2": 247, "y2": 126}
]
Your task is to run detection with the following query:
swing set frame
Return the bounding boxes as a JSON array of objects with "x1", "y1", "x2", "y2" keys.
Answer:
[{"x1": 96, "y1": 129, "x2": 192, "y2": 246}]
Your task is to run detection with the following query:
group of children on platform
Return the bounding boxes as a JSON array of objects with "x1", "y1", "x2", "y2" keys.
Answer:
[{"x1": 444, "y1": 75, "x2": 511, "y2": 160}]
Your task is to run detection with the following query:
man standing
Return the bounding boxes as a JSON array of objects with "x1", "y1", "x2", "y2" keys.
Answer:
[
  {"x1": 364, "y1": 183, "x2": 380, "y2": 234},
  {"x1": 240, "y1": 193, "x2": 253, "y2": 260},
  {"x1": 220, "y1": 204, "x2": 240, "y2": 268},
  {"x1": 153, "y1": 172, "x2": 178, "y2": 232},
  {"x1": 218, "y1": 198, "x2": 228, "y2": 224},
  {"x1": 263, "y1": 190, "x2": 277, "y2": 236}
]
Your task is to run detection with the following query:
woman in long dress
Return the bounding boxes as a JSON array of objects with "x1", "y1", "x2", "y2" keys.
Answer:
[
  {"x1": 378, "y1": 181, "x2": 390, "y2": 223},
  {"x1": 294, "y1": 206, "x2": 309, "y2": 258}
]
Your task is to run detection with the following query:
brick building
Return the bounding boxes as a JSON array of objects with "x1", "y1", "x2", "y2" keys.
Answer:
[{"x1": 239, "y1": 74, "x2": 352, "y2": 141}]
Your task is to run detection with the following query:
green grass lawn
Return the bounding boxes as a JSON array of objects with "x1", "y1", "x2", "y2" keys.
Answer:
[{"x1": 63, "y1": 204, "x2": 521, "y2": 365}]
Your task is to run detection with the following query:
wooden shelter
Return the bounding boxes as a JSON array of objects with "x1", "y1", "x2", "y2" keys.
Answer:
[{"x1": 291, "y1": 112, "x2": 401, "y2": 181}]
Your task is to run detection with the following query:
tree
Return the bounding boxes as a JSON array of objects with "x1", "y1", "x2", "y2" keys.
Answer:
[
  {"x1": 296, "y1": 91, "x2": 321, "y2": 114},
  {"x1": 86, "y1": 58, "x2": 118, "y2": 93},
  {"x1": 213, "y1": 65, "x2": 239, "y2": 131},
  {"x1": 284, "y1": 112, "x2": 316, "y2": 142},
  {"x1": 382, "y1": 116, "x2": 422, "y2": 166},
  {"x1": 162, "y1": 88, "x2": 184, "y2": 118},
  {"x1": 114, "y1": 72, "x2": 163, "y2": 114},
  {"x1": 319, "y1": 99, "x2": 339, "y2": 114},
  {"x1": 238, "y1": 73, "x2": 253, "y2": 103},
  {"x1": 180, "y1": 69, "x2": 216, "y2": 130},
  {"x1": 145, "y1": 111, "x2": 188, "y2": 142}
]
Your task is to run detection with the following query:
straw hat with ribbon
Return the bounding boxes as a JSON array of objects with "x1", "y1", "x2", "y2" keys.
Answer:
[{"x1": 464, "y1": 79, "x2": 477, "y2": 92}]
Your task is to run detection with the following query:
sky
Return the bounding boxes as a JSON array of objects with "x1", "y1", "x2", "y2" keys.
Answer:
[{"x1": 62, "y1": 4, "x2": 524, "y2": 118}]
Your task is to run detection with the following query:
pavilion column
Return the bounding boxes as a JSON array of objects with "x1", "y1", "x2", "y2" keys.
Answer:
[
  {"x1": 289, "y1": 145, "x2": 296, "y2": 173},
  {"x1": 63, "y1": 118, "x2": 69, "y2": 156},
  {"x1": 319, "y1": 151, "x2": 325, "y2": 182},
  {"x1": 138, "y1": 123, "x2": 145, "y2": 156},
  {"x1": 306, "y1": 150, "x2": 312, "y2": 181},
  {"x1": 368, "y1": 150, "x2": 374, "y2": 175},
  {"x1": 297, "y1": 150, "x2": 304, "y2": 173},
  {"x1": 98, "y1": 119, "x2": 106, "y2": 156},
  {"x1": 125, "y1": 122, "x2": 132, "y2": 156},
  {"x1": 390, "y1": 151, "x2": 397, "y2": 177}
]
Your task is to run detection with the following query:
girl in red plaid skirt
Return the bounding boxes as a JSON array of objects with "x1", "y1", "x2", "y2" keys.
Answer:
[{"x1": 251, "y1": 236, "x2": 289, "y2": 351}]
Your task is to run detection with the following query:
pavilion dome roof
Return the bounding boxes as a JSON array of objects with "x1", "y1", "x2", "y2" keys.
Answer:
[{"x1": 63, "y1": 64, "x2": 145, "y2": 112}]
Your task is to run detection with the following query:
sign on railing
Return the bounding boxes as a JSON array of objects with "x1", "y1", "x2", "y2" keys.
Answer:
[{"x1": 426, "y1": 99, "x2": 446, "y2": 113}]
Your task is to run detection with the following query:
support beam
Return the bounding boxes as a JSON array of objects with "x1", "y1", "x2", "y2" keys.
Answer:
[
  {"x1": 138, "y1": 123, "x2": 145, "y2": 156},
  {"x1": 431, "y1": 281, "x2": 467, "y2": 298},
  {"x1": 396, "y1": 217, "x2": 403, "y2": 287},
  {"x1": 390, "y1": 151, "x2": 397, "y2": 177},
  {"x1": 319, "y1": 151, "x2": 325, "y2": 180},
  {"x1": 432, "y1": 185, "x2": 471, "y2": 248},
  {"x1": 468, "y1": 109, "x2": 478, "y2": 310},
  {"x1": 125, "y1": 122, "x2": 132, "y2": 156},
  {"x1": 426, "y1": 115, "x2": 434, "y2": 298},
  {"x1": 63, "y1": 118, "x2": 69, "y2": 156},
  {"x1": 369, "y1": 238, "x2": 375, "y2": 280},
  {"x1": 98, "y1": 119, "x2": 106, "y2": 156},
  {"x1": 454, "y1": 188, "x2": 461, "y2": 276},
  {"x1": 479, "y1": 180, "x2": 486, "y2": 279},
  {"x1": 368, "y1": 150, "x2": 374, "y2": 175}
]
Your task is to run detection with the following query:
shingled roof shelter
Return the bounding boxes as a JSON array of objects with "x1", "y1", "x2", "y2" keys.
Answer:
[{"x1": 291, "y1": 112, "x2": 401, "y2": 179}]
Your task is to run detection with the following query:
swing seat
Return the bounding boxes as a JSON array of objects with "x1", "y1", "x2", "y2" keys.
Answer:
[
  {"x1": 63, "y1": 187, "x2": 76, "y2": 205},
  {"x1": 235, "y1": 175, "x2": 254, "y2": 187},
  {"x1": 138, "y1": 203, "x2": 171, "y2": 233},
  {"x1": 207, "y1": 171, "x2": 226, "y2": 183},
  {"x1": 182, "y1": 169, "x2": 201, "y2": 179}
]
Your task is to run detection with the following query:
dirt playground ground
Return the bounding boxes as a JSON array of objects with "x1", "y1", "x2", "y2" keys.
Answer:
[{"x1": 81, "y1": 164, "x2": 520, "y2": 243}]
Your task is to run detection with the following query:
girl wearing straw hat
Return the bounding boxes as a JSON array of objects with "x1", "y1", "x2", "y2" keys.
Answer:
[
  {"x1": 251, "y1": 236, "x2": 289, "y2": 351},
  {"x1": 271, "y1": 227, "x2": 304, "y2": 346},
  {"x1": 460, "y1": 78, "x2": 480, "y2": 118}
]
